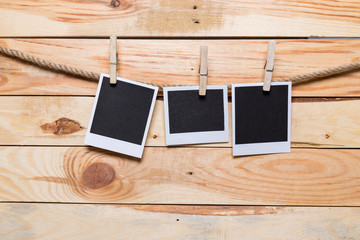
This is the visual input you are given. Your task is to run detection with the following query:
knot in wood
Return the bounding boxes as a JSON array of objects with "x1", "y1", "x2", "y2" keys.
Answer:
[
  {"x1": 110, "y1": 0, "x2": 121, "y2": 8},
  {"x1": 40, "y1": 117, "x2": 83, "y2": 135},
  {"x1": 82, "y1": 163, "x2": 115, "y2": 189}
]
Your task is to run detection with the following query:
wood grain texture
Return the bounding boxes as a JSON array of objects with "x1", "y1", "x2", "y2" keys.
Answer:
[
  {"x1": 2, "y1": 1, "x2": 360, "y2": 238},
  {"x1": 1, "y1": 0, "x2": 360, "y2": 37},
  {"x1": 0, "y1": 96, "x2": 359, "y2": 148},
  {"x1": 1, "y1": 203, "x2": 360, "y2": 240},
  {"x1": 1, "y1": 147, "x2": 360, "y2": 205},
  {"x1": 1, "y1": 39, "x2": 360, "y2": 96}
]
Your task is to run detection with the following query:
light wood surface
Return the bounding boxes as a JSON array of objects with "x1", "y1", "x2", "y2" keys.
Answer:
[
  {"x1": 0, "y1": 147, "x2": 359, "y2": 205},
  {"x1": 1, "y1": 1, "x2": 360, "y2": 238},
  {"x1": 1, "y1": 203, "x2": 359, "y2": 240},
  {"x1": 1, "y1": 0, "x2": 360, "y2": 37},
  {"x1": 0, "y1": 96, "x2": 359, "y2": 148},
  {"x1": 1, "y1": 39, "x2": 360, "y2": 96}
]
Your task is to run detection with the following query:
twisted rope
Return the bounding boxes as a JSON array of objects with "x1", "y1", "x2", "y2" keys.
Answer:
[
  {"x1": 0, "y1": 45, "x2": 100, "y2": 80},
  {"x1": 1, "y1": 45, "x2": 360, "y2": 88},
  {"x1": 280, "y1": 60, "x2": 360, "y2": 84}
]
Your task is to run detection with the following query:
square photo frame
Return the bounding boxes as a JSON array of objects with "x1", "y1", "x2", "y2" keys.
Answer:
[
  {"x1": 85, "y1": 73, "x2": 158, "y2": 158},
  {"x1": 232, "y1": 82, "x2": 291, "y2": 156},
  {"x1": 163, "y1": 85, "x2": 229, "y2": 145}
]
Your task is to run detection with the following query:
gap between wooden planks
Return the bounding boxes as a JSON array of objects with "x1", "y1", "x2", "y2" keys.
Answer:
[
  {"x1": 1, "y1": 203, "x2": 359, "y2": 240},
  {"x1": 0, "y1": 0, "x2": 359, "y2": 37},
  {"x1": 1, "y1": 147, "x2": 360, "y2": 205},
  {"x1": 1, "y1": 39, "x2": 360, "y2": 96},
  {"x1": 0, "y1": 97, "x2": 359, "y2": 148}
]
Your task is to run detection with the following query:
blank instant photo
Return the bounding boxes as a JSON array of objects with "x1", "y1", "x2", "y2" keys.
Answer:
[
  {"x1": 232, "y1": 82, "x2": 291, "y2": 156},
  {"x1": 163, "y1": 85, "x2": 229, "y2": 145},
  {"x1": 85, "y1": 73, "x2": 158, "y2": 158}
]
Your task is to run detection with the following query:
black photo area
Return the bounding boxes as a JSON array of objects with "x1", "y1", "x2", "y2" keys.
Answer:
[
  {"x1": 90, "y1": 77, "x2": 155, "y2": 145},
  {"x1": 234, "y1": 85, "x2": 288, "y2": 144},
  {"x1": 168, "y1": 90, "x2": 224, "y2": 134}
]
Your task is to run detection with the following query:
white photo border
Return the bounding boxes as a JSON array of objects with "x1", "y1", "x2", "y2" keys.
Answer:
[
  {"x1": 163, "y1": 85, "x2": 229, "y2": 146},
  {"x1": 84, "y1": 73, "x2": 158, "y2": 158},
  {"x1": 232, "y1": 82, "x2": 292, "y2": 156}
]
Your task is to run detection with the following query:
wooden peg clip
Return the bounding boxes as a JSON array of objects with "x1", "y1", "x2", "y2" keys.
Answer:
[
  {"x1": 199, "y1": 45, "x2": 208, "y2": 96},
  {"x1": 109, "y1": 34, "x2": 118, "y2": 84},
  {"x1": 263, "y1": 40, "x2": 276, "y2": 91}
]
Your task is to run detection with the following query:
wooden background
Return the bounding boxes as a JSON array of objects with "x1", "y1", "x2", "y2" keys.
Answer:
[{"x1": 1, "y1": 0, "x2": 360, "y2": 239}]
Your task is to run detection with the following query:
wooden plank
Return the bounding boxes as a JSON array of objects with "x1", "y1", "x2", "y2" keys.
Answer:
[
  {"x1": 0, "y1": 0, "x2": 359, "y2": 37},
  {"x1": 1, "y1": 203, "x2": 359, "y2": 240},
  {"x1": 1, "y1": 147, "x2": 360, "y2": 205},
  {"x1": 1, "y1": 39, "x2": 360, "y2": 97},
  {"x1": 0, "y1": 96, "x2": 359, "y2": 148}
]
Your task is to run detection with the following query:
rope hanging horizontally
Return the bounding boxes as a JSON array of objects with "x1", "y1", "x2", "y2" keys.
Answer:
[{"x1": 1, "y1": 44, "x2": 360, "y2": 88}]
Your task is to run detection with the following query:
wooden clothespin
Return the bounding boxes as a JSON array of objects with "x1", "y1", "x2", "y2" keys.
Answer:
[
  {"x1": 109, "y1": 34, "x2": 118, "y2": 84},
  {"x1": 199, "y1": 45, "x2": 208, "y2": 96},
  {"x1": 263, "y1": 40, "x2": 276, "y2": 91}
]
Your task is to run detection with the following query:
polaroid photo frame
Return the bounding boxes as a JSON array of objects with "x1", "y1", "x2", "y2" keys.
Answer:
[
  {"x1": 232, "y1": 82, "x2": 291, "y2": 156},
  {"x1": 163, "y1": 85, "x2": 229, "y2": 145},
  {"x1": 85, "y1": 73, "x2": 158, "y2": 158}
]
